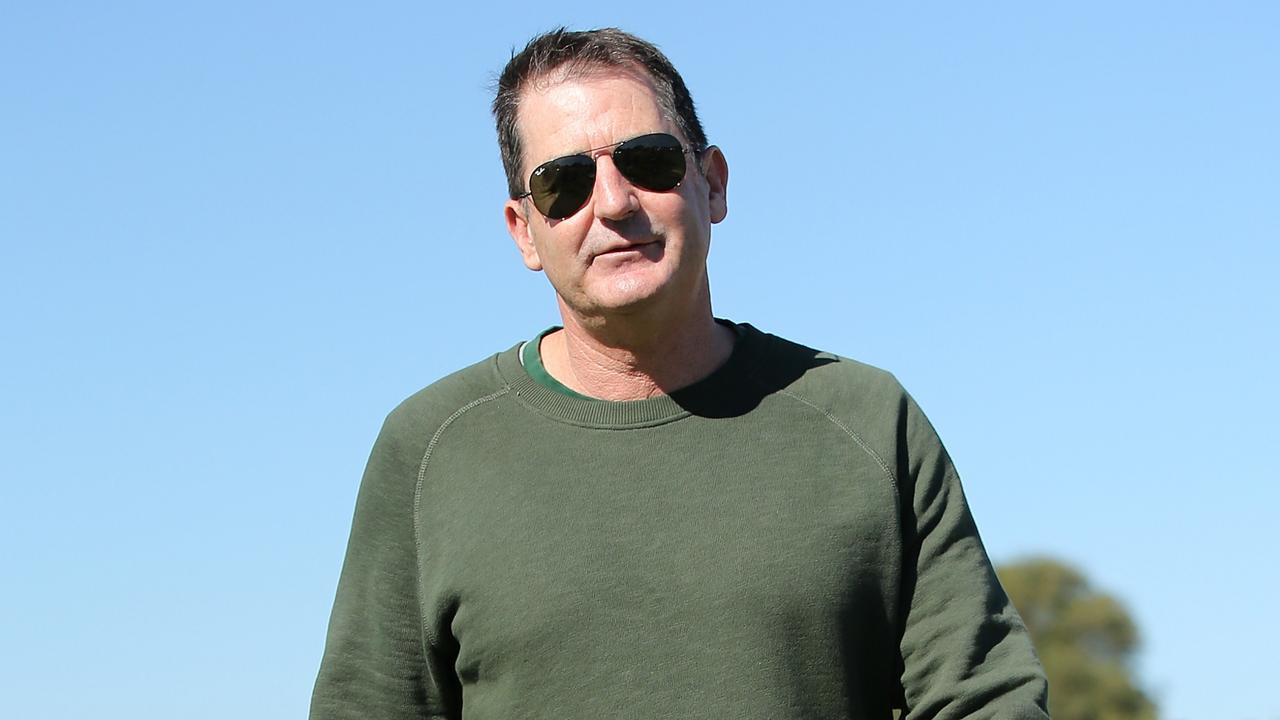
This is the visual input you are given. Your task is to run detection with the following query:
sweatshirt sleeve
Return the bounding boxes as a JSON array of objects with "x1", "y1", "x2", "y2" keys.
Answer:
[
  {"x1": 894, "y1": 392, "x2": 1050, "y2": 719},
  {"x1": 310, "y1": 411, "x2": 460, "y2": 720}
]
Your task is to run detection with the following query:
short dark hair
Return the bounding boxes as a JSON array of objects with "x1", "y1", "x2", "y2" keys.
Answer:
[{"x1": 493, "y1": 27, "x2": 708, "y2": 200}]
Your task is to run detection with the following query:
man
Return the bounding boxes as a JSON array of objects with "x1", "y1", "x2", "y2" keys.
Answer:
[{"x1": 311, "y1": 28, "x2": 1050, "y2": 719}]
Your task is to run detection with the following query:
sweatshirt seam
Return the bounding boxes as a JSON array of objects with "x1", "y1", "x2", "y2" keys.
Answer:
[
  {"x1": 742, "y1": 366, "x2": 908, "y2": 648},
  {"x1": 411, "y1": 388, "x2": 510, "y2": 647},
  {"x1": 772, "y1": 386, "x2": 901, "y2": 494},
  {"x1": 737, "y1": 334, "x2": 900, "y2": 494},
  {"x1": 498, "y1": 352, "x2": 693, "y2": 429}
]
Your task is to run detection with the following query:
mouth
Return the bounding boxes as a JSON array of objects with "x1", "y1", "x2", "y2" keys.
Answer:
[{"x1": 593, "y1": 239, "x2": 661, "y2": 259}]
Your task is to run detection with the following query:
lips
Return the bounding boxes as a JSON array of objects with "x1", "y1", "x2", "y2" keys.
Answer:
[{"x1": 594, "y1": 239, "x2": 659, "y2": 257}]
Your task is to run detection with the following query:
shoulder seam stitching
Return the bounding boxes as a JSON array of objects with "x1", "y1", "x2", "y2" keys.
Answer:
[
  {"x1": 411, "y1": 388, "x2": 509, "y2": 644},
  {"x1": 772, "y1": 381, "x2": 910, "y2": 657},
  {"x1": 775, "y1": 387, "x2": 900, "y2": 492}
]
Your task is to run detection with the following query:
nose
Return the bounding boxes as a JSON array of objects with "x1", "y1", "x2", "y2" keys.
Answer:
[{"x1": 590, "y1": 154, "x2": 640, "y2": 221}]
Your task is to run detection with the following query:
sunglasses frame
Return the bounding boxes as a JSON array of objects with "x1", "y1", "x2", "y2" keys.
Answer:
[{"x1": 516, "y1": 132, "x2": 704, "y2": 220}]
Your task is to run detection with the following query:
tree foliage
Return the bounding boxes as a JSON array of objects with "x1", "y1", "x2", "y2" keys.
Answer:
[{"x1": 997, "y1": 557, "x2": 1157, "y2": 720}]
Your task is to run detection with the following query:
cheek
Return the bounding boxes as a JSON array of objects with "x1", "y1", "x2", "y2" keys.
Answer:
[
  {"x1": 533, "y1": 229, "x2": 585, "y2": 280},
  {"x1": 668, "y1": 202, "x2": 711, "y2": 248}
]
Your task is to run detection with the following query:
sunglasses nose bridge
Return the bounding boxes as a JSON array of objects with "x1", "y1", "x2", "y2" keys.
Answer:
[{"x1": 589, "y1": 151, "x2": 641, "y2": 219}]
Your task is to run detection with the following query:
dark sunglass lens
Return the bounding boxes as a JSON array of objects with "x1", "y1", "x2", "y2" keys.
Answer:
[
  {"x1": 529, "y1": 155, "x2": 596, "y2": 219},
  {"x1": 614, "y1": 133, "x2": 686, "y2": 191}
]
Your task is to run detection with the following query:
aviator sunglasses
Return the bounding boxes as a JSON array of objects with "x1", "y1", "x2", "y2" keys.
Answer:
[{"x1": 517, "y1": 132, "x2": 702, "y2": 220}]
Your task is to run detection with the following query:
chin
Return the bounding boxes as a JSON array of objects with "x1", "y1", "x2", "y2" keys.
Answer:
[
  {"x1": 571, "y1": 265, "x2": 657, "y2": 304},
  {"x1": 588, "y1": 292, "x2": 662, "y2": 316},
  {"x1": 567, "y1": 282, "x2": 663, "y2": 318}
]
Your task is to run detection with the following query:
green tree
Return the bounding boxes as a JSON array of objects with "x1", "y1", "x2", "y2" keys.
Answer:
[{"x1": 997, "y1": 557, "x2": 1157, "y2": 720}]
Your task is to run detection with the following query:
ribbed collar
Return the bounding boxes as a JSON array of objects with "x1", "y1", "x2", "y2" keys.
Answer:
[{"x1": 495, "y1": 320, "x2": 764, "y2": 429}]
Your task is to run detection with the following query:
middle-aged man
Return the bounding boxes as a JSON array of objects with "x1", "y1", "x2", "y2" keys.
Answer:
[{"x1": 311, "y1": 27, "x2": 1050, "y2": 719}]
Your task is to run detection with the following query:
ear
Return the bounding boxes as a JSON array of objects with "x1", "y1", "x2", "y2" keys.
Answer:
[
  {"x1": 700, "y1": 145, "x2": 729, "y2": 224},
  {"x1": 505, "y1": 198, "x2": 543, "y2": 271}
]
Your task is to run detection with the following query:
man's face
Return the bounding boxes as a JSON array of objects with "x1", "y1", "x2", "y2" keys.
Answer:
[{"x1": 504, "y1": 66, "x2": 728, "y2": 321}]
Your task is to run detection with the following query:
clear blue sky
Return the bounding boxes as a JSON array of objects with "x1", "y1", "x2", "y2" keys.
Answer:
[{"x1": 2, "y1": 2, "x2": 1276, "y2": 718}]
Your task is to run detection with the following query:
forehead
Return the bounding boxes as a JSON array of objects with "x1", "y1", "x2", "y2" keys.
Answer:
[{"x1": 516, "y1": 66, "x2": 673, "y2": 167}]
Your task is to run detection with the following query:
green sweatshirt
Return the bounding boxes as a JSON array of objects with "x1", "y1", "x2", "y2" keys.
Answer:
[{"x1": 311, "y1": 322, "x2": 1049, "y2": 719}]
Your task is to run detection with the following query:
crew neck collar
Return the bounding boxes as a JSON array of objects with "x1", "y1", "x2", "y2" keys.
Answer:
[
  {"x1": 520, "y1": 327, "x2": 594, "y2": 401},
  {"x1": 498, "y1": 319, "x2": 760, "y2": 428}
]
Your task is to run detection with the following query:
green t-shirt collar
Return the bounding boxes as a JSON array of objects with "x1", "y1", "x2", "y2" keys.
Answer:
[{"x1": 519, "y1": 321, "x2": 747, "y2": 402}]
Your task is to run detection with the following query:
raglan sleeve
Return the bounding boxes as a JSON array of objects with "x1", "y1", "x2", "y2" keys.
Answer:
[
  {"x1": 894, "y1": 391, "x2": 1051, "y2": 719},
  {"x1": 309, "y1": 409, "x2": 461, "y2": 720}
]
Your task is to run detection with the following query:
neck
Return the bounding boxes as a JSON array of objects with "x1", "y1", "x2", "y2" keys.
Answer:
[{"x1": 541, "y1": 296, "x2": 735, "y2": 402}]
